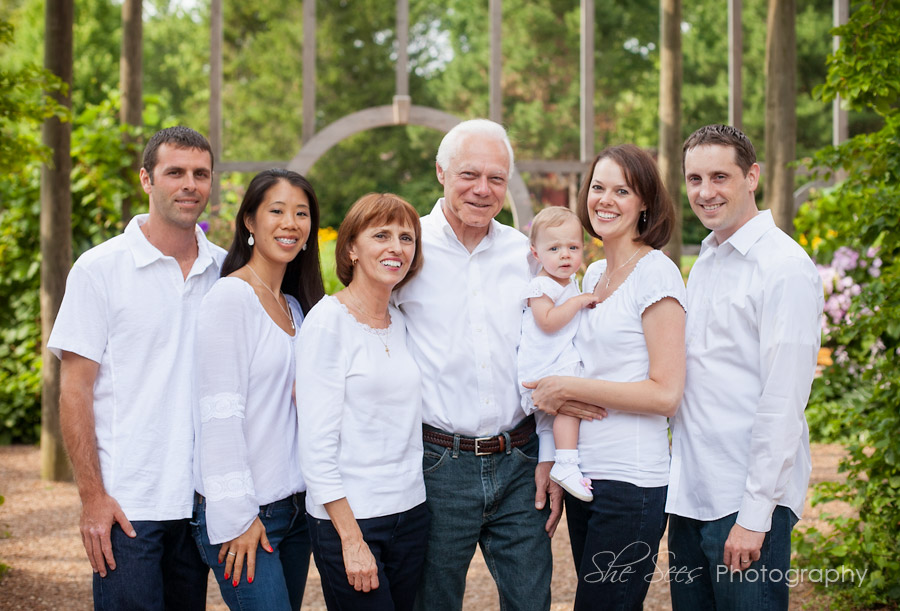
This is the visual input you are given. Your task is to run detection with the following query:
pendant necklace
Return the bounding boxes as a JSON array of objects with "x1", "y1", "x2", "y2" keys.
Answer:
[
  {"x1": 246, "y1": 264, "x2": 295, "y2": 331},
  {"x1": 346, "y1": 287, "x2": 391, "y2": 357},
  {"x1": 604, "y1": 246, "x2": 645, "y2": 290}
]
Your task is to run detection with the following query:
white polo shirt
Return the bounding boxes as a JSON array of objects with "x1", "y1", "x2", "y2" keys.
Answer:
[{"x1": 48, "y1": 214, "x2": 225, "y2": 521}]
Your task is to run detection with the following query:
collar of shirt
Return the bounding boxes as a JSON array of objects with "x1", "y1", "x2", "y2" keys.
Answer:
[
  {"x1": 699, "y1": 209, "x2": 775, "y2": 258},
  {"x1": 429, "y1": 198, "x2": 499, "y2": 255},
  {"x1": 125, "y1": 213, "x2": 219, "y2": 276}
]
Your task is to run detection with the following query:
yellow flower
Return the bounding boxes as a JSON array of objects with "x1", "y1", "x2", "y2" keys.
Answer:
[
  {"x1": 318, "y1": 227, "x2": 338, "y2": 243},
  {"x1": 811, "y1": 236, "x2": 823, "y2": 249},
  {"x1": 799, "y1": 234, "x2": 809, "y2": 246},
  {"x1": 826, "y1": 229, "x2": 838, "y2": 238}
]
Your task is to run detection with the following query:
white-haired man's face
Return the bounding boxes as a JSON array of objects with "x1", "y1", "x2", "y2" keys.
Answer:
[{"x1": 437, "y1": 134, "x2": 509, "y2": 235}]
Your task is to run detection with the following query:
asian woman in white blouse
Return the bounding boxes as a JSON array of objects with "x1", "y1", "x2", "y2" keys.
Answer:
[
  {"x1": 296, "y1": 193, "x2": 427, "y2": 611},
  {"x1": 193, "y1": 169, "x2": 325, "y2": 610},
  {"x1": 524, "y1": 144, "x2": 686, "y2": 610}
]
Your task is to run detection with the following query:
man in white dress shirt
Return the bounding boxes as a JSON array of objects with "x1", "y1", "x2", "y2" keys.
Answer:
[
  {"x1": 48, "y1": 127, "x2": 225, "y2": 610},
  {"x1": 666, "y1": 124, "x2": 824, "y2": 610},
  {"x1": 394, "y1": 119, "x2": 561, "y2": 611}
]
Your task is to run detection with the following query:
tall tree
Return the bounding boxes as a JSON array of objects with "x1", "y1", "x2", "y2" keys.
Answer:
[
  {"x1": 764, "y1": 0, "x2": 797, "y2": 232},
  {"x1": 40, "y1": 0, "x2": 74, "y2": 481},
  {"x1": 659, "y1": 0, "x2": 682, "y2": 263},
  {"x1": 119, "y1": 0, "x2": 142, "y2": 222}
]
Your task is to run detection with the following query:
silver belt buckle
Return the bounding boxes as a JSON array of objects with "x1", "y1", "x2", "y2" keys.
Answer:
[{"x1": 474, "y1": 437, "x2": 492, "y2": 456}]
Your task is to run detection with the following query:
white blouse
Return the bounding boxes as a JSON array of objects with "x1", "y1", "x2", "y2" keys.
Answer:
[
  {"x1": 296, "y1": 295, "x2": 426, "y2": 521},
  {"x1": 575, "y1": 249, "x2": 686, "y2": 487},
  {"x1": 193, "y1": 277, "x2": 306, "y2": 545}
]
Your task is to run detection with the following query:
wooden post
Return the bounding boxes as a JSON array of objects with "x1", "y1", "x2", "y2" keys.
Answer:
[
  {"x1": 660, "y1": 0, "x2": 683, "y2": 265},
  {"x1": 303, "y1": 0, "x2": 316, "y2": 143},
  {"x1": 209, "y1": 0, "x2": 223, "y2": 210},
  {"x1": 119, "y1": 0, "x2": 142, "y2": 224},
  {"x1": 489, "y1": 0, "x2": 502, "y2": 124},
  {"x1": 764, "y1": 0, "x2": 797, "y2": 233},
  {"x1": 728, "y1": 0, "x2": 743, "y2": 129},
  {"x1": 580, "y1": 0, "x2": 594, "y2": 164},
  {"x1": 41, "y1": 0, "x2": 74, "y2": 482}
]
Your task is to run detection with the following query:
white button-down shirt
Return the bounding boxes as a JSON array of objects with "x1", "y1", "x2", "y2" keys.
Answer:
[
  {"x1": 48, "y1": 214, "x2": 225, "y2": 521},
  {"x1": 394, "y1": 200, "x2": 553, "y2": 459},
  {"x1": 666, "y1": 210, "x2": 824, "y2": 532}
]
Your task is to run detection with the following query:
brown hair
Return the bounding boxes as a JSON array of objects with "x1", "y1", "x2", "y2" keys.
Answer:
[
  {"x1": 576, "y1": 144, "x2": 674, "y2": 249},
  {"x1": 529, "y1": 206, "x2": 581, "y2": 246},
  {"x1": 335, "y1": 193, "x2": 424, "y2": 290},
  {"x1": 142, "y1": 126, "x2": 213, "y2": 180},
  {"x1": 682, "y1": 124, "x2": 757, "y2": 176}
]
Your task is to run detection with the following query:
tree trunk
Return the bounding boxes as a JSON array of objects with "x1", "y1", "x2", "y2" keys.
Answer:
[
  {"x1": 659, "y1": 0, "x2": 683, "y2": 266},
  {"x1": 120, "y1": 0, "x2": 142, "y2": 223},
  {"x1": 764, "y1": 0, "x2": 797, "y2": 234},
  {"x1": 41, "y1": 0, "x2": 74, "y2": 482}
]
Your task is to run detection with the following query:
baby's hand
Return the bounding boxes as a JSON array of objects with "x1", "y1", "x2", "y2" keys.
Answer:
[{"x1": 578, "y1": 293, "x2": 600, "y2": 310}]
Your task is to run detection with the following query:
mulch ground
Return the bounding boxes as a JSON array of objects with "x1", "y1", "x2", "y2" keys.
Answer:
[{"x1": 0, "y1": 444, "x2": 846, "y2": 610}]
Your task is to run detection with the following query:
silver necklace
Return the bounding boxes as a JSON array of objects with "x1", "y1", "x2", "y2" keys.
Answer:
[
  {"x1": 345, "y1": 287, "x2": 391, "y2": 357},
  {"x1": 604, "y1": 246, "x2": 645, "y2": 289},
  {"x1": 246, "y1": 264, "x2": 295, "y2": 331}
]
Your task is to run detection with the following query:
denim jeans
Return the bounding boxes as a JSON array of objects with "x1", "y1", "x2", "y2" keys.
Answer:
[
  {"x1": 667, "y1": 506, "x2": 798, "y2": 611},
  {"x1": 192, "y1": 492, "x2": 311, "y2": 611},
  {"x1": 564, "y1": 480, "x2": 668, "y2": 611},
  {"x1": 308, "y1": 502, "x2": 429, "y2": 611},
  {"x1": 413, "y1": 430, "x2": 552, "y2": 611},
  {"x1": 92, "y1": 519, "x2": 208, "y2": 611}
]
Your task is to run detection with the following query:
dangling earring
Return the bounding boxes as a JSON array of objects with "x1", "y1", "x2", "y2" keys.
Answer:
[
  {"x1": 301, "y1": 243, "x2": 308, "y2": 251},
  {"x1": 248, "y1": 233, "x2": 255, "y2": 246},
  {"x1": 642, "y1": 210, "x2": 647, "y2": 224}
]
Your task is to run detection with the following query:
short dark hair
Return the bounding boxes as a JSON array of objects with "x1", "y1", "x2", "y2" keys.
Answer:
[
  {"x1": 576, "y1": 144, "x2": 674, "y2": 249},
  {"x1": 682, "y1": 124, "x2": 756, "y2": 176},
  {"x1": 142, "y1": 126, "x2": 214, "y2": 179},
  {"x1": 221, "y1": 169, "x2": 325, "y2": 314},
  {"x1": 335, "y1": 193, "x2": 423, "y2": 291}
]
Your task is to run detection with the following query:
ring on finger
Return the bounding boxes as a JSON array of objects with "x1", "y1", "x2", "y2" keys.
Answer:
[{"x1": 227, "y1": 551, "x2": 237, "y2": 556}]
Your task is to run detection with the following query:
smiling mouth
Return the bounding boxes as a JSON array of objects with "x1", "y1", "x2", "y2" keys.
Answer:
[
  {"x1": 595, "y1": 211, "x2": 618, "y2": 220},
  {"x1": 275, "y1": 237, "x2": 298, "y2": 245},
  {"x1": 381, "y1": 260, "x2": 402, "y2": 268},
  {"x1": 699, "y1": 203, "x2": 724, "y2": 212}
]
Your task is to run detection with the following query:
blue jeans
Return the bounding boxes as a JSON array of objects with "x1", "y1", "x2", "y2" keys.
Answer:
[
  {"x1": 565, "y1": 480, "x2": 668, "y2": 611},
  {"x1": 92, "y1": 519, "x2": 208, "y2": 611},
  {"x1": 192, "y1": 492, "x2": 311, "y2": 611},
  {"x1": 667, "y1": 506, "x2": 798, "y2": 611},
  {"x1": 414, "y1": 429, "x2": 552, "y2": 611},
  {"x1": 308, "y1": 502, "x2": 430, "y2": 611}
]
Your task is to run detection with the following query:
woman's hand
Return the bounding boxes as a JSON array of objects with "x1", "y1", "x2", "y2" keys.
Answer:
[
  {"x1": 218, "y1": 516, "x2": 273, "y2": 587},
  {"x1": 523, "y1": 376, "x2": 608, "y2": 421},
  {"x1": 341, "y1": 537, "x2": 380, "y2": 592}
]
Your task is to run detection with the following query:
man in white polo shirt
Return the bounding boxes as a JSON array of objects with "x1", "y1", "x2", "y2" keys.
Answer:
[
  {"x1": 48, "y1": 126, "x2": 225, "y2": 610},
  {"x1": 394, "y1": 119, "x2": 561, "y2": 611},
  {"x1": 666, "y1": 124, "x2": 824, "y2": 610}
]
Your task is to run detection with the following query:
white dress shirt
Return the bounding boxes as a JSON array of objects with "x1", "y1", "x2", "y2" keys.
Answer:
[
  {"x1": 576, "y1": 250, "x2": 686, "y2": 486},
  {"x1": 666, "y1": 210, "x2": 824, "y2": 532},
  {"x1": 296, "y1": 296, "x2": 426, "y2": 521},
  {"x1": 193, "y1": 278, "x2": 306, "y2": 544},
  {"x1": 393, "y1": 200, "x2": 554, "y2": 460},
  {"x1": 48, "y1": 214, "x2": 225, "y2": 521}
]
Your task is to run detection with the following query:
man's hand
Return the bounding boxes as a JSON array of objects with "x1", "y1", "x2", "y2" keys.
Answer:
[
  {"x1": 535, "y1": 462, "x2": 564, "y2": 537},
  {"x1": 80, "y1": 492, "x2": 136, "y2": 577},
  {"x1": 723, "y1": 523, "x2": 765, "y2": 572},
  {"x1": 557, "y1": 400, "x2": 607, "y2": 421}
]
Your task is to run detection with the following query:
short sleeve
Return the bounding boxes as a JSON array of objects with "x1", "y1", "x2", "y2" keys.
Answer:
[
  {"x1": 636, "y1": 253, "x2": 687, "y2": 315},
  {"x1": 48, "y1": 264, "x2": 109, "y2": 362},
  {"x1": 520, "y1": 275, "x2": 568, "y2": 303},
  {"x1": 581, "y1": 261, "x2": 607, "y2": 294}
]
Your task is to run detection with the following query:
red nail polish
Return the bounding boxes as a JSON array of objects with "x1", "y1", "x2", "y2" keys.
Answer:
[
  {"x1": 248, "y1": 576, "x2": 253, "y2": 584},
  {"x1": 224, "y1": 572, "x2": 229, "y2": 580},
  {"x1": 267, "y1": 545, "x2": 273, "y2": 553},
  {"x1": 233, "y1": 579, "x2": 238, "y2": 587}
]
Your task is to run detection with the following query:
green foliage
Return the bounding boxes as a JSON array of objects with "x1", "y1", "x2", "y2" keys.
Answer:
[
  {"x1": 793, "y1": 2, "x2": 900, "y2": 605},
  {"x1": 0, "y1": 91, "x2": 163, "y2": 444}
]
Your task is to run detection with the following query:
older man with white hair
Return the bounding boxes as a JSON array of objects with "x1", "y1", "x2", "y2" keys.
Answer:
[{"x1": 394, "y1": 119, "x2": 561, "y2": 611}]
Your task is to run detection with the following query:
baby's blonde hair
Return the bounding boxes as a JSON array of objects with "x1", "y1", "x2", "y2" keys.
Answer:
[{"x1": 529, "y1": 206, "x2": 581, "y2": 246}]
